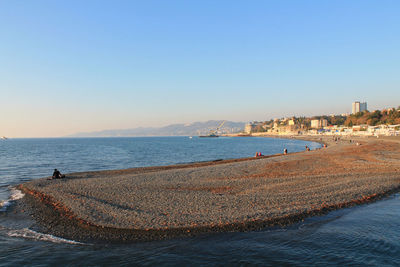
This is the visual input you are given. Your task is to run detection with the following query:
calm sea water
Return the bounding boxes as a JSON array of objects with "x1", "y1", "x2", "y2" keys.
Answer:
[{"x1": 1, "y1": 137, "x2": 399, "y2": 266}]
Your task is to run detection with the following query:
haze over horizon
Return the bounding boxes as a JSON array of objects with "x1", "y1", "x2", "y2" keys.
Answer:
[{"x1": 1, "y1": 1, "x2": 399, "y2": 137}]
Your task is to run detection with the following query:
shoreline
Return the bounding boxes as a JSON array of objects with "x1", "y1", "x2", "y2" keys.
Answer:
[
  {"x1": 17, "y1": 183, "x2": 400, "y2": 244},
  {"x1": 16, "y1": 136, "x2": 400, "y2": 243}
]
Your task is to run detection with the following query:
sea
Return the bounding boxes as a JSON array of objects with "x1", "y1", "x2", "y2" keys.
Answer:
[{"x1": 0, "y1": 137, "x2": 399, "y2": 266}]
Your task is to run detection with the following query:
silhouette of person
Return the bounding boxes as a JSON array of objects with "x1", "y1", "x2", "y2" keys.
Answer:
[{"x1": 52, "y1": 169, "x2": 65, "y2": 179}]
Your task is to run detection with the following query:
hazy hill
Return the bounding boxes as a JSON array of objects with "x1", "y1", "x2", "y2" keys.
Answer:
[{"x1": 68, "y1": 120, "x2": 245, "y2": 137}]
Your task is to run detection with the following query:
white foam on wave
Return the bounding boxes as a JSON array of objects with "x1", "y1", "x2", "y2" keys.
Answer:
[
  {"x1": 7, "y1": 228, "x2": 84, "y2": 245},
  {"x1": 0, "y1": 200, "x2": 11, "y2": 212},
  {"x1": 9, "y1": 188, "x2": 25, "y2": 201},
  {"x1": 0, "y1": 188, "x2": 25, "y2": 212}
]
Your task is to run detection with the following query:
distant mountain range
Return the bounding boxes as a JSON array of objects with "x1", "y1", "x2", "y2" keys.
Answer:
[{"x1": 68, "y1": 120, "x2": 246, "y2": 137}]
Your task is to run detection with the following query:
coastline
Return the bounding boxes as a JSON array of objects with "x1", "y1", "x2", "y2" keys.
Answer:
[{"x1": 17, "y1": 136, "x2": 400, "y2": 243}]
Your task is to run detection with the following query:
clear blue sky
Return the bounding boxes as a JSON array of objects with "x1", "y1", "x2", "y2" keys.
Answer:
[{"x1": 1, "y1": 0, "x2": 399, "y2": 137}]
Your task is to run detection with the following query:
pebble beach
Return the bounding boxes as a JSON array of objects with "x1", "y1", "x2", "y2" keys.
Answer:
[{"x1": 18, "y1": 136, "x2": 400, "y2": 243}]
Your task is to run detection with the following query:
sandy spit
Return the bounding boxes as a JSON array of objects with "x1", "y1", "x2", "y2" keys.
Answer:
[{"x1": 18, "y1": 136, "x2": 400, "y2": 243}]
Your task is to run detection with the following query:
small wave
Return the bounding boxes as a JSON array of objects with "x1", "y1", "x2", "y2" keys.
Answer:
[
  {"x1": 0, "y1": 200, "x2": 11, "y2": 212},
  {"x1": 0, "y1": 188, "x2": 25, "y2": 212},
  {"x1": 9, "y1": 188, "x2": 25, "y2": 201},
  {"x1": 7, "y1": 228, "x2": 84, "y2": 245}
]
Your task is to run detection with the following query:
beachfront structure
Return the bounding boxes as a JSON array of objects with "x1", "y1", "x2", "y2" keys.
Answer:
[
  {"x1": 352, "y1": 101, "x2": 367, "y2": 114},
  {"x1": 244, "y1": 123, "x2": 253, "y2": 134},
  {"x1": 244, "y1": 122, "x2": 265, "y2": 134},
  {"x1": 311, "y1": 119, "x2": 328, "y2": 129},
  {"x1": 367, "y1": 124, "x2": 400, "y2": 136}
]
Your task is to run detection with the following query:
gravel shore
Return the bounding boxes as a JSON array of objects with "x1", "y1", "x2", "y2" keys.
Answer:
[{"x1": 18, "y1": 136, "x2": 400, "y2": 243}]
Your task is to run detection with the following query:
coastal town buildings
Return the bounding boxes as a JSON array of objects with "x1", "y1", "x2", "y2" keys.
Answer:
[
  {"x1": 352, "y1": 101, "x2": 367, "y2": 114},
  {"x1": 311, "y1": 119, "x2": 328, "y2": 129},
  {"x1": 240, "y1": 105, "x2": 399, "y2": 137},
  {"x1": 244, "y1": 123, "x2": 254, "y2": 134},
  {"x1": 273, "y1": 119, "x2": 279, "y2": 128}
]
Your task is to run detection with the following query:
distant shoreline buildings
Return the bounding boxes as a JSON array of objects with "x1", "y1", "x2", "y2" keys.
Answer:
[{"x1": 241, "y1": 102, "x2": 400, "y2": 137}]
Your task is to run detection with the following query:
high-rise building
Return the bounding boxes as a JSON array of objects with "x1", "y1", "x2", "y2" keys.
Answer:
[
  {"x1": 352, "y1": 102, "x2": 359, "y2": 114},
  {"x1": 360, "y1": 102, "x2": 367, "y2": 112},
  {"x1": 352, "y1": 101, "x2": 367, "y2": 114}
]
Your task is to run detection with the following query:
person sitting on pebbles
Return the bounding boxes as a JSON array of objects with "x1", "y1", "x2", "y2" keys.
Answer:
[
  {"x1": 254, "y1": 152, "x2": 264, "y2": 157},
  {"x1": 52, "y1": 169, "x2": 65, "y2": 179}
]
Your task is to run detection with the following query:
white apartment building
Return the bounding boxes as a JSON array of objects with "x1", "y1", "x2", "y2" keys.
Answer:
[{"x1": 311, "y1": 119, "x2": 328, "y2": 129}]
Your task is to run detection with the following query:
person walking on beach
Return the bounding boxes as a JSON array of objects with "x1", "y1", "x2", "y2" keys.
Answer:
[
  {"x1": 52, "y1": 169, "x2": 65, "y2": 179},
  {"x1": 284, "y1": 148, "x2": 288, "y2": 155}
]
